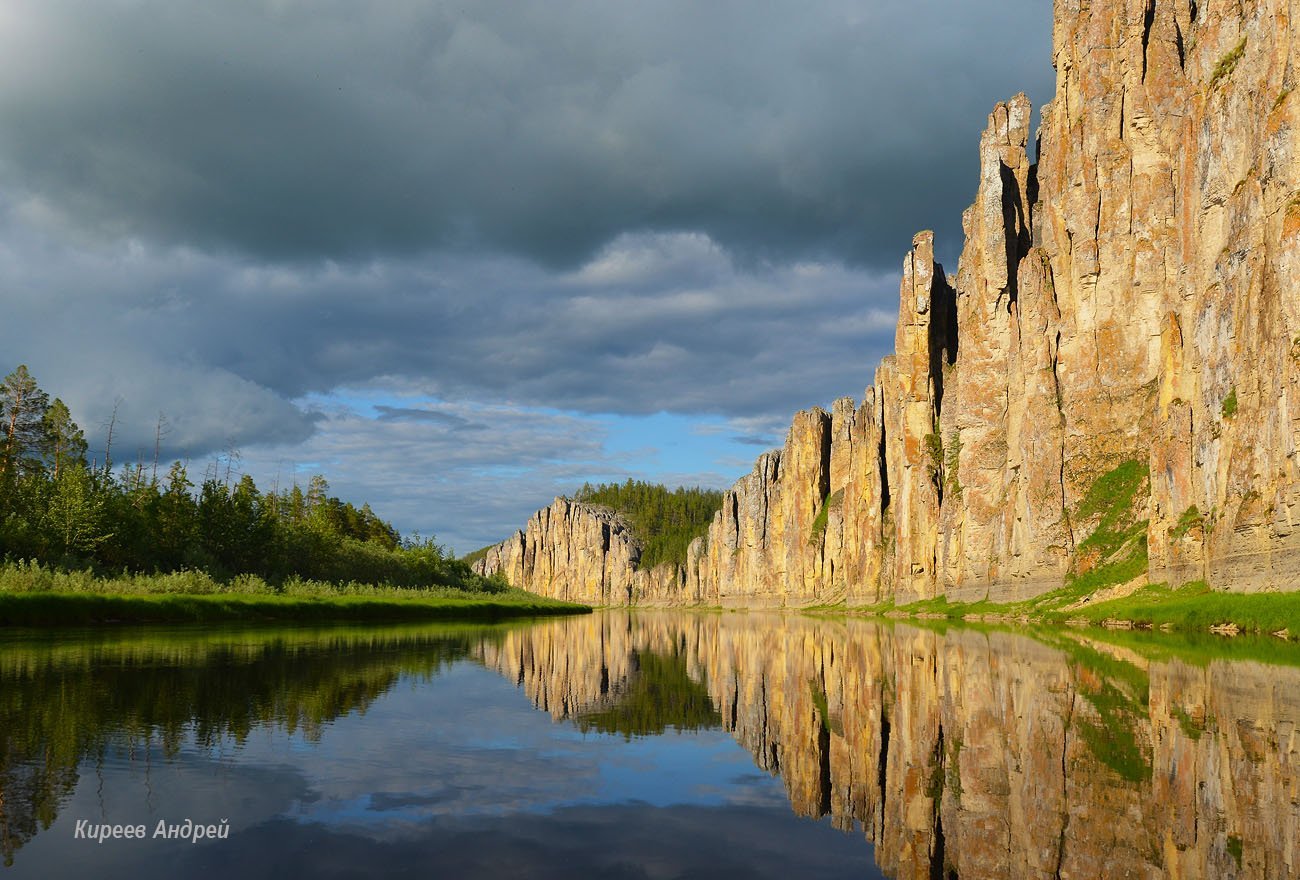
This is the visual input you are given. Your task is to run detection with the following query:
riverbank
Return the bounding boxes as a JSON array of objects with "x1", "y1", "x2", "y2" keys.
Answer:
[
  {"x1": 0, "y1": 562, "x2": 589, "y2": 625},
  {"x1": 0, "y1": 591, "x2": 589, "y2": 626},
  {"x1": 828, "y1": 581, "x2": 1300, "y2": 638}
]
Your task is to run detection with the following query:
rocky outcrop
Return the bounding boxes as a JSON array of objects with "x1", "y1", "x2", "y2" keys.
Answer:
[
  {"x1": 472, "y1": 498, "x2": 644, "y2": 605},
  {"x1": 471, "y1": 497, "x2": 692, "y2": 605},
  {"x1": 478, "y1": 611, "x2": 1300, "y2": 880},
  {"x1": 478, "y1": 0, "x2": 1300, "y2": 604}
]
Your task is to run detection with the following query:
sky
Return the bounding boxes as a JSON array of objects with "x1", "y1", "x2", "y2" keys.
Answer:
[{"x1": 0, "y1": 0, "x2": 1054, "y2": 553}]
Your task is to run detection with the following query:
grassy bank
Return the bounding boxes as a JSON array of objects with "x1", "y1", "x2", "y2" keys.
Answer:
[
  {"x1": 0, "y1": 592, "x2": 586, "y2": 626},
  {"x1": 831, "y1": 580, "x2": 1300, "y2": 638},
  {"x1": 0, "y1": 562, "x2": 587, "y2": 625},
  {"x1": 1056, "y1": 581, "x2": 1299, "y2": 634}
]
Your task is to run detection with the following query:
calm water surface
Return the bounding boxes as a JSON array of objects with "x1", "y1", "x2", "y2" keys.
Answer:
[{"x1": 1, "y1": 611, "x2": 1298, "y2": 878}]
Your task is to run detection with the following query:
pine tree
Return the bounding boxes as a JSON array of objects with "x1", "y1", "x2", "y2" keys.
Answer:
[
  {"x1": 40, "y1": 399, "x2": 87, "y2": 480},
  {"x1": 0, "y1": 365, "x2": 51, "y2": 478}
]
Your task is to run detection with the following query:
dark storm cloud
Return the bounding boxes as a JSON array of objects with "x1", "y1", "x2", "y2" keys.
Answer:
[
  {"x1": 0, "y1": 215, "x2": 896, "y2": 461},
  {"x1": 0, "y1": 0, "x2": 1052, "y2": 269},
  {"x1": 0, "y1": 1, "x2": 1056, "y2": 540}
]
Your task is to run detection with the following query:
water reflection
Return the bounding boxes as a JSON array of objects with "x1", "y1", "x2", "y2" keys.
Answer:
[
  {"x1": 3, "y1": 614, "x2": 1299, "y2": 879},
  {"x1": 478, "y1": 613, "x2": 1300, "y2": 879},
  {"x1": 0, "y1": 624, "x2": 485, "y2": 866}
]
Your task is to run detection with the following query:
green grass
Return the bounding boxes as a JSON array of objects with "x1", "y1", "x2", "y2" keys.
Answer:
[
  {"x1": 1058, "y1": 581, "x2": 1300, "y2": 634},
  {"x1": 1171, "y1": 505, "x2": 1204, "y2": 540},
  {"x1": 1210, "y1": 37, "x2": 1247, "y2": 87},
  {"x1": 924, "y1": 432, "x2": 943, "y2": 482},
  {"x1": 1074, "y1": 459, "x2": 1146, "y2": 523},
  {"x1": 1171, "y1": 705, "x2": 1205, "y2": 741},
  {"x1": 945, "y1": 431, "x2": 963, "y2": 500},
  {"x1": 1222, "y1": 387, "x2": 1239, "y2": 419},
  {"x1": 0, "y1": 561, "x2": 588, "y2": 625},
  {"x1": 808, "y1": 489, "x2": 844, "y2": 545},
  {"x1": 1067, "y1": 459, "x2": 1150, "y2": 592},
  {"x1": 1067, "y1": 538, "x2": 1150, "y2": 594},
  {"x1": 895, "y1": 595, "x2": 1002, "y2": 620},
  {"x1": 828, "y1": 581, "x2": 1300, "y2": 640},
  {"x1": 0, "y1": 591, "x2": 589, "y2": 626},
  {"x1": 0, "y1": 559, "x2": 519, "y2": 598}
]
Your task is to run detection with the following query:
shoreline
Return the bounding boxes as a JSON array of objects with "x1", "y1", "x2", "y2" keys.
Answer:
[
  {"x1": 0, "y1": 591, "x2": 591, "y2": 627},
  {"x1": 7, "y1": 580, "x2": 1295, "y2": 639},
  {"x1": 589, "y1": 582, "x2": 1300, "y2": 640}
]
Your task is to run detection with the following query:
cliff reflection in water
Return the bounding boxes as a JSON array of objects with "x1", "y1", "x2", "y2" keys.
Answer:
[
  {"x1": 2, "y1": 616, "x2": 1299, "y2": 879},
  {"x1": 478, "y1": 612, "x2": 1300, "y2": 880}
]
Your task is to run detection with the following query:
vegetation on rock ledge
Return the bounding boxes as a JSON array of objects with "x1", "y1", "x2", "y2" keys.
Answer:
[
  {"x1": 1067, "y1": 459, "x2": 1150, "y2": 593},
  {"x1": 809, "y1": 489, "x2": 844, "y2": 546}
]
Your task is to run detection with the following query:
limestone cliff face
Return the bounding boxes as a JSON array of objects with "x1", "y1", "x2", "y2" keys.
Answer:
[
  {"x1": 477, "y1": 0, "x2": 1300, "y2": 604},
  {"x1": 471, "y1": 498, "x2": 644, "y2": 605},
  {"x1": 479, "y1": 612, "x2": 1300, "y2": 880},
  {"x1": 471, "y1": 497, "x2": 690, "y2": 605},
  {"x1": 1086, "y1": 0, "x2": 1300, "y2": 592}
]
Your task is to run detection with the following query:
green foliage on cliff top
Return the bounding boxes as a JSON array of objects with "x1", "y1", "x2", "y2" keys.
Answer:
[
  {"x1": 460, "y1": 544, "x2": 494, "y2": 567},
  {"x1": 573, "y1": 479, "x2": 724, "y2": 570}
]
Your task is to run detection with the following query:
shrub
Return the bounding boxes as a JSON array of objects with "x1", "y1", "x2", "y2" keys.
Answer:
[{"x1": 1222, "y1": 387, "x2": 1238, "y2": 419}]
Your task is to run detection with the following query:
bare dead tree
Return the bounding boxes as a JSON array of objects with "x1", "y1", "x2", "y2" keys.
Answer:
[
  {"x1": 102, "y1": 397, "x2": 123, "y2": 476},
  {"x1": 151, "y1": 411, "x2": 171, "y2": 486},
  {"x1": 223, "y1": 437, "x2": 241, "y2": 488}
]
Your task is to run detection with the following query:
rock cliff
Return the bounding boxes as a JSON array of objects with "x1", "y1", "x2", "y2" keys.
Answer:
[{"x1": 476, "y1": 0, "x2": 1300, "y2": 605}]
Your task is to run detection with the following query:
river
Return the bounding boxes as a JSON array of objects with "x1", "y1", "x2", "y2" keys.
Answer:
[{"x1": 1, "y1": 611, "x2": 1297, "y2": 878}]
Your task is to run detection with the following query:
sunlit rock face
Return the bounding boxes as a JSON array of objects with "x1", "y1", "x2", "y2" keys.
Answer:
[
  {"x1": 480, "y1": 612, "x2": 1300, "y2": 880},
  {"x1": 477, "y1": 0, "x2": 1300, "y2": 603},
  {"x1": 472, "y1": 498, "x2": 643, "y2": 605}
]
